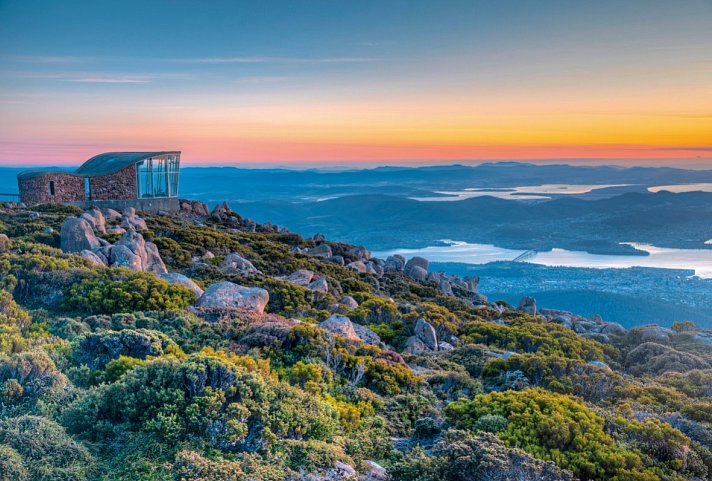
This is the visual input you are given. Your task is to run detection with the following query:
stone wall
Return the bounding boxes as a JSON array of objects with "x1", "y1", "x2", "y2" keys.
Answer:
[
  {"x1": 69, "y1": 197, "x2": 180, "y2": 213},
  {"x1": 18, "y1": 173, "x2": 85, "y2": 204},
  {"x1": 89, "y1": 164, "x2": 137, "y2": 200}
]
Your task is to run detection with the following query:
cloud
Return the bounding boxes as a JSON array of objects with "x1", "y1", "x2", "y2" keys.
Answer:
[
  {"x1": 236, "y1": 76, "x2": 291, "y2": 84},
  {"x1": 173, "y1": 56, "x2": 377, "y2": 64},
  {"x1": 2, "y1": 71, "x2": 189, "y2": 84},
  {"x1": 4, "y1": 55, "x2": 88, "y2": 64}
]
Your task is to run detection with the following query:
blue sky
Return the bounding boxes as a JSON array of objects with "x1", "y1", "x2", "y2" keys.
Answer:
[{"x1": 1, "y1": 0, "x2": 711, "y2": 166}]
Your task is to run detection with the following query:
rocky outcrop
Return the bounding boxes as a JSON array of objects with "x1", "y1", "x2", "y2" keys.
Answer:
[
  {"x1": 219, "y1": 252, "x2": 260, "y2": 275},
  {"x1": 195, "y1": 281, "x2": 269, "y2": 314},
  {"x1": 111, "y1": 231, "x2": 167, "y2": 274},
  {"x1": 60, "y1": 217, "x2": 100, "y2": 253},
  {"x1": 158, "y1": 273, "x2": 204, "y2": 297}
]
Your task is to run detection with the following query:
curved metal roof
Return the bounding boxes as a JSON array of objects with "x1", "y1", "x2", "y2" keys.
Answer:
[{"x1": 75, "y1": 151, "x2": 180, "y2": 176}]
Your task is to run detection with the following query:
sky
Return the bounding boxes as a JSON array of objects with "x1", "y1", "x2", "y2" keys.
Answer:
[{"x1": 0, "y1": 0, "x2": 711, "y2": 167}]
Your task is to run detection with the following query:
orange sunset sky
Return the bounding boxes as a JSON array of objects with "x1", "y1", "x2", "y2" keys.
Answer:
[{"x1": 1, "y1": 0, "x2": 711, "y2": 167}]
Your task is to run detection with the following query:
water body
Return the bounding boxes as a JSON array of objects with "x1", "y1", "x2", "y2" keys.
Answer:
[
  {"x1": 648, "y1": 183, "x2": 712, "y2": 193},
  {"x1": 373, "y1": 240, "x2": 712, "y2": 278},
  {"x1": 411, "y1": 183, "x2": 630, "y2": 201}
]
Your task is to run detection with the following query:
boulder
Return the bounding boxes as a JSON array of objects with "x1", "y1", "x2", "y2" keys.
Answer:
[
  {"x1": 307, "y1": 277, "x2": 329, "y2": 293},
  {"x1": 408, "y1": 266, "x2": 428, "y2": 282},
  {"x1": 517, "y1": 296, "x2": 537, "y2": 315},
  {"x1": 339, "y1": 296, "x2": 359, "y2": 310},
  {"x1": 306, "y1": 244, "x2": 333, "y2": 258},
  {"x1": 144, "y1": 241, "x2": 168, "y2": 274},
  {"x1": 121, "y1": 214, "x2": 147, "y2": 231},
  {"x1": 600, "y1": 322, "x2": 626, "y2": 335},
  {"x1": 104, "y1": 208, "x2": 122, "y2": 222},
  {"x1": 438, "y1": 341, "x2": 455, "y2": 351},
  {"x1": 60, "y1": 217, "x2": 100, "y2": 253},
  {"x1": 106, "y1": 226, "x2": 126, "y2": 235},
  {"x1": 405, "y1": 256, "x2": 429, "y2": 273},
  {"x1": 319, "y1": 314, "x2": 359, "y2": 341},
  {"x1": 346, "y1": 261, "x2": 368, "y2": 273},
  {"x1": 404, "y1": 336, "x2": 429, "y2": 355},
  {"x1": 361, "y1": 461, "x2": 387, "y2": 481},
  {"x1": 464, "y1": 275, "x2": 480, "y2": 292},
  {"x1": 0, "y1": 234, "x2": 11, "y2": 253},
  {"x1": 352, "y1": 323, "x2": 382, "y2": 345},
  {"x1": 384, "y1": 255, "x2": 405, "y2": 272},
  {"x1": 438, "y1": 279, "x2": 453, "y2": 295},
  {"x1": 158, "y1": 273, "x2": 204, "y2": 297},
  {"x1": 636, "y1": 325, "x2": 674, "y2": 343},
  {"x1": 279, "y1": 269, "x2": 314, "y2": 287},
  {"x1": 80, "y1": 208, "x2": 106, "y2": 234},
  {"x1": 327, "y1": 255, "x2": 345, "y2": 266},
  {"x1": 80, "y1": 249, "x2": 106, "y2": 267},
  {"x1": 587, "y1": 361, "x2": 612, "y2": 371},
  {"x1": 414, "y1": 318, "x2": 438, "y2": 351},
  {"x1": 219, "y1": 252, "x2": 260, "y2": 275},
  {"x1": 350, "y1": 245, "x2": 371, "y2": 261},
  {"x1": 312, "y1": 233, "x2": 326, "y2": 242},
  {"x1": 195, "y1": 281, "x2": 269, "y2": 313},
  {"x1": 109, "y1": 244, "x2": 143, "y2": 272}
]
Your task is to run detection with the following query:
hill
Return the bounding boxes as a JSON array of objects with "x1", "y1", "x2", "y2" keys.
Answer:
[{"x1": 0, "y1": 200, "x2": 710, "y2": 481}]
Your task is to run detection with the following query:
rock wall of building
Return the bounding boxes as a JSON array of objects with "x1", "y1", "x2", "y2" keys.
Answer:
[
  {"x1": 89, "y1": 164, "x2": 137, "y2": 200},
  {"x1": 18, "y1": 173, "x2": 85, "y2": 204}
]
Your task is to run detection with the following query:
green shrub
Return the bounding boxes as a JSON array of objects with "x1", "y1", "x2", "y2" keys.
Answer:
[
  {"x1": 446, "y1": 388, "x2": 655, "y2": 481},
  {"x1": 63, "y1": 269, "x2": 196, "y2": 314}
]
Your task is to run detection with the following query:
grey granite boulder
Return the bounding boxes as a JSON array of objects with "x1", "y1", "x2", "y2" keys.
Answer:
[
  {"x1": 409, "y1": 266, "x2": 428, "y2": 282},
  {"x1": 80, "y1": 249, "x2": 106, "y2": 267},
  {"x1": 414, "y1": 318, "x2": 438, "y2": 351},
  {"x1": 306, "y1": 244, "x2": 333, "y2": 258},
  {"x1": 60, "y1": 217, "x2": 100, "y2": 253},
  {"x1": 319, "y1": 314, "x2": 359, "y2": 340},
  {"x1": 405, "y1": 256, "x2": 429, "y2": 273},
  {"x1": 518, "y1": 296, "x2": 537, "y2": 315},
  {"x1": 346, "y1": 261, "x2": 368, "y2": 273},
  {"x1": 158, "y1": 272, "x2": 204, "y2": 297},
  {"x1": 307, "y1": 277, "x2": 329, "y2": 293},
  {"x1": 384, "y1": 255, "x2": 406, "y2": 272},
  {"x1": 404, "y1": 336, "x2": 429, "y2": 355},
  {"x1": 219, "y1": 252, "x2": 260, "y2": 275},
  {"x1": 279, "y1": 269, "x2": 314, "y2": 287},
  {"x1": 352, "y1": 323, "x2": 382, "y2": 345},
  {"x1": 339, "y1": 296, "x2": 359, "y2": 310},
  {"x1": 109, "y1": 244, "x2": 143, "y2": 271},
  {"x1": 195, "y1": 281, "x2": 269, "y2": 313}
]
